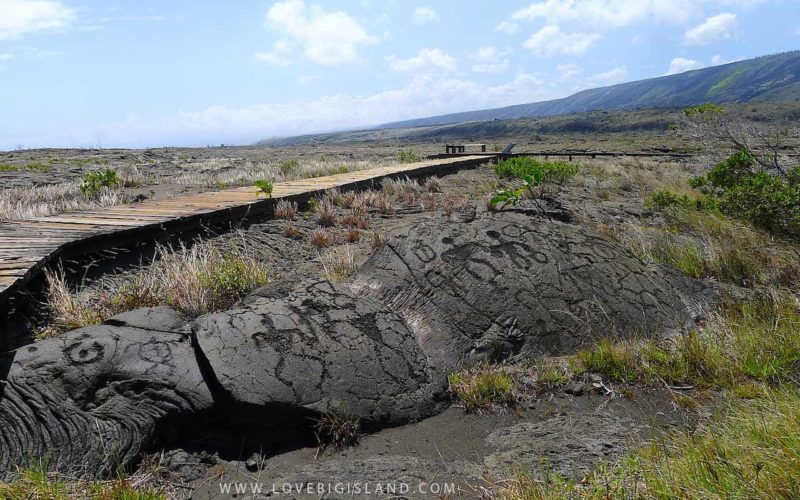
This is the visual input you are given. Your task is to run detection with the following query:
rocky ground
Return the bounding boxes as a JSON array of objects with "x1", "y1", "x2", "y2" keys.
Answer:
[{"x1": 0, "y1": 154, "x2": 726, "y2": 498}]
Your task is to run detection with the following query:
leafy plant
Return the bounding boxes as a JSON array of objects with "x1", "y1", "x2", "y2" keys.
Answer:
[
  {"x1": 690, "y1": 150, "x2": 800, "y2": 239},
  {"x1": 494, "y1": 157, "x2": 578, "y2": 184},
  {"x1": 397, "y1": 149, "x2": 420, "y2": 163},
  {"x1": 80, "y1": 168, "x2": 120, "y2": 196},
  {"x1": 489, "y1": 174, "x2": 541, "y2": 210},
  {"x1": 253, "y1": 179, "x2": 274, "y2": 198}
]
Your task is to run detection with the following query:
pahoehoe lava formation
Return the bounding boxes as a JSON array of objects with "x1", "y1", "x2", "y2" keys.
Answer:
[{"x1": 0, "y1": 212, "x2": 711, "y2": 479}]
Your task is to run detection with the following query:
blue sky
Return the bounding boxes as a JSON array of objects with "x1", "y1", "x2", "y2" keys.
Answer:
[{"x1": 0, "y1": 0, "x2": 797, "y2": 150}]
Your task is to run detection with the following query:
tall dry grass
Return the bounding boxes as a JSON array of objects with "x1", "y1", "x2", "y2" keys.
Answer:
[{"x1": 42, "y1": 237, "x2": 269, "y2": 336}]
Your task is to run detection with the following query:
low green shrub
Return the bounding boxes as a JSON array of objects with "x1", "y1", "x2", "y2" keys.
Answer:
[
  {"x1": 80, "y1": 169, "x2": 120, "y2": 195},
  {"x1": 397, "y1": 149, "x2": 420, "y2": 163},
  {"x1": 690, "y1": 150, "x2": 800, "y2": 239},
  {"x1": 494, "y1": 157, "x2": 578, "y2": 184}
]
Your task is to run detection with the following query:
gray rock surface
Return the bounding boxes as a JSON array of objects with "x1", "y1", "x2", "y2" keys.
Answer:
[
  {"x1": 483, "y1": 413, "x2": 644, "y2": 480},
  {"x1": 193, "y1": 279, "x2": 447, "y2": 425},
  {"x1": 352, "y1": 211, "x2": 709, "y2": 371},
  {"x1": 0, "y1": 319, "x2": 212, "y2": 478}
]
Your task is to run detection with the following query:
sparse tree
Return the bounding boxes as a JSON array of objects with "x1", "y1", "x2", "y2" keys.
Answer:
[{"x1": 681, "y1": 104, "x2": 798, "y2": 179}]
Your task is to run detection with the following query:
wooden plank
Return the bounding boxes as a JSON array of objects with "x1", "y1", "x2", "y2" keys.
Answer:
[{"x1": 0, "y1": 155, "x2": 494, "y2": 304}]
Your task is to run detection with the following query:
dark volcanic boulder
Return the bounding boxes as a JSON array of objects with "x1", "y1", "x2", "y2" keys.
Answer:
[
  {"x1": 0, "y1": 281, "x2": 448, "y2": 479},
  {"x1": 0, "y1": 308, "x2": 212, "y2": 479},
  {"x1": 192, "y1": 279, "x2": 448, "y2": 426},
  {"x1": 352, "y1": 211, "x2": 710, "y2": 371}
]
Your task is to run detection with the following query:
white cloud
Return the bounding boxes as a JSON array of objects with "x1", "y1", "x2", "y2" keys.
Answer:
[
  {"x1": 585, "y1": 65, "x2": 627, "y2": 86},
  {"x1": 666, "y1": 57, "x2": 705, "y2": 75},
  {"x1": 684, "y1": 13, "x2": 737, "y2": 45},
  {"x1": 794, "y1": 24, "x2": 800, "y2": 36},
  {"x1": 261, "y1": 0, "x2": 377, "y2": 65},
  {"x1": 18, "y1": 73, "x2": 564, "y2": 149},
  {"x1": 254, "y1": 40, "x2": 292, "y2": 65},
  {"x1": 711, "y1": 53, "x2": 744, "y2": 65},
  {"x1": 495, "y1": 21, "x2": 520, "y2": 34},
  {"x1": 0, "y1": 53, "x2": 12, "y2": 61},
  {"x1": 412, "y1": 6, "x2": 438, "y2": 24},
  {"x1": 556, "y1": 63, "x2": 582, "y2": 82},
  {"x1": 523, "y1": 25, "x2": 601, "y2": 57},
  {"x1": 471, "y1": 46, "x2": 511, "y2": 73},
  {"x1": 0, "y1": 0, "x2": 75, "y2": 40},
  {"x1": 511, "y1": 0, "x2": 696, "y2": 28},
  {"x1": 387, "y1": 48, "x2": 456, "y2": 73},
  {"x1": 296, "y1": 75, "x2": 315, "y2": 85}
]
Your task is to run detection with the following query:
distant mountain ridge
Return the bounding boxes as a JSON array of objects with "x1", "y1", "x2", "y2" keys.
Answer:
[{"x1": 376, "y1": 51, "x2": 800, "y2": 130}]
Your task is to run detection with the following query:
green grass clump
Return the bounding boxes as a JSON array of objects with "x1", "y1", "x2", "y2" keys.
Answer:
[
  {"x1": 0, "y1": 162, "x2": 51, "y2": 172},
  {"x1": 80, "y1": 168, "x2": 121, "y2": 195},
  {"x1": 633, "y1": 388, "x2": 800, "y2": 499},
  {"x1": 0, "y1": 461, "x2": 164, "y2": 499},
  {"x1": 574, "y1": 294, "x2": 800, "y2": 388},
  {"x1": 576, "y1": 338, "x2": 640, "y2": 382},
  {"x1": 494, "y1": 157, "x2": 578, "y2": 184},
  {"x1": 448, "y1": 366, "x2": 518, "y2": 411},
  {"x1": 624, "y1": 208, "x2": 800, "y2": 288}
]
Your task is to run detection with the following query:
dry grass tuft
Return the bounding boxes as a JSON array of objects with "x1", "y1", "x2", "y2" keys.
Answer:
[
  {"x1": 314, "y1": 196, "x2": 338, "y2": 227},
  {"x1": 319, "y1": 245, "x2": 357, "y2": 283},
  {"x1": 284, "y1": 224, "x2": 300, "y2": 238},
  {"x1": 0, "y1": 184, "x2": 132, "y2": 221},
  {"x1": 275, "y1": 199, "x2": 297, "y2": 221},
  {"x1": 308, "y1": 227, "x2": 337, "y2": 248},
  {"x1": 422, "y1": 192, "x2": 437, "y2": 211},
  {"x1": 344, "y1": 228, "x2": 361, "y2": 243},
  {"x1": 42, "y1": 238, "x2": 269, "y2": 334},
  {"x1": 424, "y1": 176, "x2": 441, "y2": 193}
]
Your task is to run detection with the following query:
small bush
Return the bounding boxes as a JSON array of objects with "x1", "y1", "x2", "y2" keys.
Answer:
[
  {"x1": 448, "y1": 366, "x2": 519, "y2": 411},
  {"x1": 690, "y1": 150, "x2": 800, "y2": 239},
  {"x1": 43, "y1": 269, "x2": 105, "y2": 334},
  {"x1": 576, "y1": 338, "x2": 640, "y2": 382},
  {"x1": 284, "y1": 224, "x2": 299, "y2": 238},
  {"x1": 80, "y1": 169, "x2": 120, "y2": 195},
  {"x1": 371, "y1": 232, "x2": 387, "y2": 250},
  {"x1": 494, "y1": 157, "x2": 578, "y2": 184},
  {"x1": 422, "y1": 192, "x2": 436, "y2": 211},
  {"x1": 397, "y1": 149, "x2": 420, "y2": 163},
  {"x1": 344, "y1": 228, "x2": 361, "y2": 243},
  {"x1": 342, "y1": 213, "x2": 369, "y2": 229}
]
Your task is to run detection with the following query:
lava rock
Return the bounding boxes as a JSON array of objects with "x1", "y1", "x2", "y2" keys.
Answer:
[{"x1": 352, "y1": 211, "x2": 710, "y2": 371}]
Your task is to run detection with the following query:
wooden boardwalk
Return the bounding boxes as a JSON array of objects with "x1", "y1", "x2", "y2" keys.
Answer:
[{"x1": 0, "y1": 155, "x2": 492, "y2": 304}]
